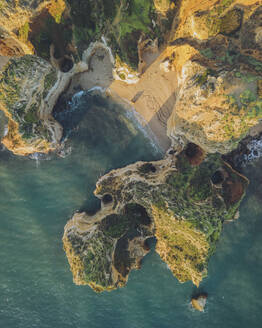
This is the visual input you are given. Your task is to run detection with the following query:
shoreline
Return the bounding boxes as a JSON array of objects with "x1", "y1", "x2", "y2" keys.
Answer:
[
  {"x1": 1, "y1": 40, "x2": 174, "y2": 155},
  {"x1": 59, "y1": 43, "x2": 175, "y2": 153}
]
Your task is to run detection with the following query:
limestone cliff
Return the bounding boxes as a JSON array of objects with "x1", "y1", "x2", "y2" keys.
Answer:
[
  {"x1": 0, "y1": 0, "x2": 67, "y2": 57},
  {"x1": 166, "y1": 0, "x2": 262, "y2": 153},
  {"x1": 0, "y1": 0, "x2": 174, "y2": 68},
  {"x1": 108, "y1": 0, "x2": 262, "y2": 154},
  {"x1": 167, "y1": 57, "x2": 262, "y2": 154},
  {"x1": 67, "y1": 0, "x2": 175, "y2": 69},
  {"x1": 0, "y1": 0, "x2": 260, "y2": 293},
  {"x1": 0, "y1": 0, "x2": 176, "y2": 154},
  {"x1": 0, "y1": 55, "x2": 63, "y2": 155},
  {"x1": 1, "y1": 0, "x2": 262, "y2": 156},
  {"x1": 63, "y1": 144, "x2": 248, "y2": 291}
]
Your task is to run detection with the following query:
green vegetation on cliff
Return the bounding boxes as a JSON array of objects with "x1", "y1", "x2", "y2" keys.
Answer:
[
  {"x1": 0, "y1": 56, "x2": 59, "y2": 153},
  {"x1": 68, "y1": 0, "x2": 173, "y2": 68},
  {"x1": 64, "y1": 145, "x2": 248, "y2": 291}
]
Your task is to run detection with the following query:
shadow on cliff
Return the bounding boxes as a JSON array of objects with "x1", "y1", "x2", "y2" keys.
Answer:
[{"x1": 28, "y1": 7, "x2": 73, "y2": 71}]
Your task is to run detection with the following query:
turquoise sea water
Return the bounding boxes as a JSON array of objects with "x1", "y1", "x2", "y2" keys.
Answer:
[{"x1": 0, "y1": 93, "x2": 262, "y2": 328}]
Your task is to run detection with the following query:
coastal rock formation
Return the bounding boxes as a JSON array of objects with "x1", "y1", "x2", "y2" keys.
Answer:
[
  {"x1": 191, "y1": 293, "x2": 208, "y2": 312},
  {"x1": 165, "y1": 0, "x2": 262, "y2": 153},
  {"x1": 0, "y1": 55, "x2": 63, "y2": 155},
  {"x1": 1, "y1": 0, "x2": 262, "y2": 156},
  {"x1": 0, "y1": 0, "x2": 260, "y2": 295},
  {"x1": 63, "y1": 144, "x2": 248, "y2": 291},
  {"x1": 0, "y1": 0, "x2": 174, "y2": 68},
  {"x1": 0, "y1": 0, "x2": 176, "y2": 154},
  {"x1": 67, "y1": 0, "x2": 175, "y2": 69},
  {"x1": 0, "y1": 0, "x2": 67, "y2": 57},
  {"x1": 110, "y1": 0, "x2": 262, "y2": 154},
  {"x1": 167, "y1": 58, "x2": 262, "y2": 154}
]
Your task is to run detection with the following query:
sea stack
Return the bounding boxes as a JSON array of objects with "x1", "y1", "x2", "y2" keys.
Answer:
[{"x1": 191, "y1": 294, "x2": 208, "y2": 312}]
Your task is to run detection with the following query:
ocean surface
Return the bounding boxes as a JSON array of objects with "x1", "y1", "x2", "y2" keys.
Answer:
[{"x1": 0, "y1": 92, "x2": 262, "y2": 328}]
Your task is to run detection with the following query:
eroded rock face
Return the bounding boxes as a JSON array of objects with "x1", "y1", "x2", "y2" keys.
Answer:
[
  {"x1": 63, "y1": 146, "x2": 248, "y2": 291},
  {"x1": 0, "y1": 0, "x2": 176, "y2": 155},
  {"x1": 168, "y1": 59, "x2": 262, "y2": 154},
  {"x1": 0, "y1": 55, "x2": 63, "y2": 155},
  {"x1": 2, "y1": 1, "x2": 261, "y2": 156},
  {"x1": 166, "y1": 0, "x2": 262, "y2": 154},
  {"x1": 0, "y1": 0, "x2": 67, "y2": 57},
  {"x1": 1, "y1": 0, "x2": 175, "y2": 69},
  {"x1": 67, "y1": 0, "x2": 175, "y2": 69},
  {"x1": 63, "y1": 204, "x2": 153, "y2": 292},
  {"x1": 0, "y1": 0, "x2": 259, "y2": 296}
]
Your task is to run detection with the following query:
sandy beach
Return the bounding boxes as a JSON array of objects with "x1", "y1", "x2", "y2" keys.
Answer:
[
  {"x1": 110, "y1": 50, "x2": 177, "y2": 151},
  {"x1": 65, "y1": 45, "x2": 176, "y2": 152},
  {"x1": 0, "y1": 43, "x2": 176, "y2": 152}
]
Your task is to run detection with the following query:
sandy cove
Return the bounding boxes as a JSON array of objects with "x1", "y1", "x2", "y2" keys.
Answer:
[
  {"x1": 63, "y1": 43, "x2": 177, "y2": 152},
  {"x1": 0, "y1": 41, "x2": 175, "y2": 155}
]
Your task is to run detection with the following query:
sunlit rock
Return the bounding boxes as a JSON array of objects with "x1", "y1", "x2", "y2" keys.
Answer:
[
  {"x1": 191, "y1": 293, "x2": 208, "y2": 312},
  {"x1": 63, "y1": 147, "x2": 248, "y2": 291}
]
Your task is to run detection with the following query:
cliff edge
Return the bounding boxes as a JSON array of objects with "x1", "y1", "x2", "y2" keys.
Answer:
[{"x1": 63, "y1": 144, "x2": 248, "y2": 291}]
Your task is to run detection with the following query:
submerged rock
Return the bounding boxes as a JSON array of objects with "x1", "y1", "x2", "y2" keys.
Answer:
[{"x1": 63, "y1": 146, "x2": 248, "y2": 291}]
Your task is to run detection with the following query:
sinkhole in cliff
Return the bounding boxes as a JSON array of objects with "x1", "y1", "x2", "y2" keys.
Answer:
[
  {"x1": 211, "y1": 170, "x2": 224, "y2": 185},
  {"x1": 102, "y1": 194, "x2": 113, "y2": 205},
  {"x1": 138, "y1": 162, "x2": 157, "y2": 174},
  {"x1": 185, "y1": 143, "x2": 205, "y2": 166},
  {"x1": 112, "y1": 203, "x2": 153, "y2": 277}
]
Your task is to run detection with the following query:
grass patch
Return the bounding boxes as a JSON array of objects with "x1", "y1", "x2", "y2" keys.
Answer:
[{"x1": 18, "y1": 22, "x2": 30, "y2": 43}]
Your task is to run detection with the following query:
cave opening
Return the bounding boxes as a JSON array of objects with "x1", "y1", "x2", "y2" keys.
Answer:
[
  {"x1": 138, "y1": 163, "x2": 157, "y2": 174},
  {"x1": 60, "y1": 57, "x2": 74, "y2": 72},
  {"x1": 102, "y1": 193, "x2": 113, "y2": 205},
  {"x1": 211, "y1": 170, "x2": 224, "y2": 185}
]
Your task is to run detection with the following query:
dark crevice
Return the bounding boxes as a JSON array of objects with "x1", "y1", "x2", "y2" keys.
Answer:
[
  {"x1": 102, "y1": 193, "x2": 113, "y2": 205},
  {"x1": 211, "y1": 170, "x2": 224, "y2": 185}
]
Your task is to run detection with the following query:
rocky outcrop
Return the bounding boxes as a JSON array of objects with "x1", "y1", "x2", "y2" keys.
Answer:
[
  {"x1": 63, "y1": 144, "x2": 248, "y2": 291},
  {"x1": 0, "y1": 0, "x2": 260, "y2": 295},
  {"x1": 0, "y1": 0, "x2": 176, "y2": 155},
  {"x1": 165, "y1": 0, "x2": 262, "y2": 153},
  {"x1": 0, "y1": 0, "x2": 67, "y2": 57},
  {"x1": 191, "y1": 293, "x2": 208, "y2": 312},
  {"x1": 108, "y1": 0, "x2": 262, "y2": 155},
  {"x1": 0, "y1": 0, "x2": 174, "y2": 67},
  {"x1": 2, "y1": 1, "x2": 261, "y2": 156},
  {"x1": 0, "y1": 55, "x2": 64, "y2": 155},
  {"x1": 167, "y1": 58, "x2": 262, "y2": 154},
  {"x1": 0, "y1": 38, "x2": 118, "y2": 155},
  {"x1": 153, "y1": 0, "x2": 174, "y2": 14},
  {"x1": 66, "y1": 0, "x2": 176, "y2": 69}
]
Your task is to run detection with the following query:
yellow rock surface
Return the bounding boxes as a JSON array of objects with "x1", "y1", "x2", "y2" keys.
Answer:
[
  {"x1": 191, "y1": 295, "x2": 207, "y2": 312},
  {"x1": 152, "y1": 206, "x2": 209, "y2": 287}
]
